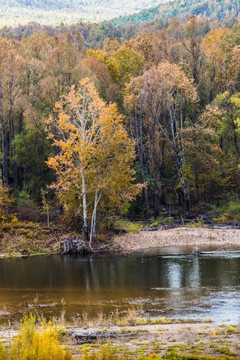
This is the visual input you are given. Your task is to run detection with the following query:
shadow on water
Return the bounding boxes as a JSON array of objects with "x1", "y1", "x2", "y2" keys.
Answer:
[{"x1": 1, "y1": 246, "x2": 240, "y2": 323}]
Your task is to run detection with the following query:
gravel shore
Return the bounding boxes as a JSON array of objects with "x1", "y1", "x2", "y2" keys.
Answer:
[{"x1": 112, "y1": 226, "x2": 240, "y2": 252}]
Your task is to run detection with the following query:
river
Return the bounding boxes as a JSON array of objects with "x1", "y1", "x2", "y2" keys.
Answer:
[{"x1": 1, "y1": 247, "x2": 240, "y2": 323}]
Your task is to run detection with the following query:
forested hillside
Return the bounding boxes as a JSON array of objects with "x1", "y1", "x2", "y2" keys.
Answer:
[
  {"x1": 1, "y1": 14, "x2": 240, "y2": 244},
  {"x1": 2, "y1": 0, "x2": 240, "y2": 27},
  {"x1": 0, "y1": 0, "x2": 165, "y2": 26},
  {"x1": 1, "y1": 0, "x2": 163, "y2": 10},
  {"x1": 110, "y1": 0, "x2": 240, "y2": 26},
  {"x1": 1, "y1": 8, "x2": 240, "y2": 358}
]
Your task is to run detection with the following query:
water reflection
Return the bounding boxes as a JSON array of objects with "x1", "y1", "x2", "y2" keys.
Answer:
[
  {"x1": 188, "y1": 258, "x2": 201, "y2": 288},
  {"x1": 0, "y1": 249, "x2": 240, "y2": 322},
  {"x1": 167, "y1": 262, "x2": 182, "y2": 288}
]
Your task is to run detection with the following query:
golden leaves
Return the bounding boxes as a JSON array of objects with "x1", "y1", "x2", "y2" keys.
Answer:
[
  {"x1": 203, "y1": 28, "x2": 230, "y2": 64},
  {"x1": 46, "y1": 78, "x2": 141, "y2": 218}
]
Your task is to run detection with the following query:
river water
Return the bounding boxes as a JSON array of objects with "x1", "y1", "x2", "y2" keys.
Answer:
[{"x1": 1, "y1": 247, "x2": 240, "y2": 323}]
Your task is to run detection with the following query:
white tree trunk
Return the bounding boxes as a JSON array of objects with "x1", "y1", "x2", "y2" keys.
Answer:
[
  {"x1": 81, "y1": 165, "x2": 88, "y2": 242},
  {"x1": 90, "y1": 190, "x2": 102, "y2": 246}
]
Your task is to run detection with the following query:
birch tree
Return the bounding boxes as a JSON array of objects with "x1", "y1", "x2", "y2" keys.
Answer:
[{"x1": 46, "y1": 78, "x2": 141, "y2": 243}]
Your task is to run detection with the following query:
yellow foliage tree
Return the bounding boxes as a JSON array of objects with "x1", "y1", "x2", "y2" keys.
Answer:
[
  {"x1": 203, "y1": 28, "x2": 230, "y2": 100},
  {"x1": 46, "y1": 78, "x2": 142, "y2": 243}
]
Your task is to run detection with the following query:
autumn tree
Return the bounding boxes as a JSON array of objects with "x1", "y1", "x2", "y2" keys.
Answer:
[
  {"x1": 180, "y1": 15, "x2": 204, "y2": 84},
  {"x1": 180, "y1": 106, "x2": 223, "y2": 204},
  {"x1": 203, "y1": 28, "x2": 230, "y2": 100},
  {"x1": 87, "y1": 47, "x2": 144, "y2": 107},
  {"x1": 46, "y1": 78, "x2": 141, "y2": 243},
  {"x1": 86, "y1": 56, "x2": 119, "y2": 103},
  {"x1": 126, "y1": 61, "x2": 198, "y2": 213},
  {"x1": 0, "y1": 38, "x2": 27, "y2": 185},
  {"x1": 214, "y1": 91, "x2": 240, "y2": 195},
  {"x1": 230, "y1": 45, "x2": 240, "y2": 91},
  {"x1": 12, "y1": 32, "x2": 89, "y2": 200}
]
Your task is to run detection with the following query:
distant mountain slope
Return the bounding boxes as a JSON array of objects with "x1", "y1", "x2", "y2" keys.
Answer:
[
  {"x1": 0, "y1": 0, "x2": 166, "y2": 27},
  {"x1": 1, "y1": 0, "x2": 239, "y2": 28},
  {"x1": 109, "y1": 0, "x2": 240, "y2": 26}
]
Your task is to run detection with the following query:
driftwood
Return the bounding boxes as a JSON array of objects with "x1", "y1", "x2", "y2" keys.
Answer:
[
  {"x1": 58, "y1": 235, "x2": 112, "y2": 255},
  {"x1": 69, "y1": 330, "x2": 139, "y2": 344},
  {"x1": 70, "y1": 331, "x2": 117, "y2": 344},
  {"x1": 141, "y1": 226, "x2": 160, "y2": 232},
  {"x1": 58, "y1": 236, "x2": 91, "y2": 255}
]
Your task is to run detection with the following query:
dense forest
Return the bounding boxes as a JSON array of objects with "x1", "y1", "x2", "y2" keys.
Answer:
[{"x1": 1, "y1": 13, "x2": 240, "y2": 242}]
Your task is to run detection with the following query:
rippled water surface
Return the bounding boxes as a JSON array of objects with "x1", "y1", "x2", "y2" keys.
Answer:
[{"x1": 1, "y1": 247, "x2": 240, "y2": 323}]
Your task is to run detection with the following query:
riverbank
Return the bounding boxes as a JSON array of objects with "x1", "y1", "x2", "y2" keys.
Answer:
[
  {"x1": 66, "y1": 321, "x2": 240, "y2": 359},
  {"x1": 0, "y1": 219, "x2": 240, "y2": 258},
  {"x1": 0, "y1": 220, "x2": 82, "y2": 257},
  {"x1": 111, "y1": 226, "x2": 240, "y2": 252},
  {"x1": 1, "y1": 314, "x2": 240, "y2": 359}
]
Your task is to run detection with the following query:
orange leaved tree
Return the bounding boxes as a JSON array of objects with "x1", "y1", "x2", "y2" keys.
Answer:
[{"x1": 46, "y1": 78, "x2": 141, "y2": 244}]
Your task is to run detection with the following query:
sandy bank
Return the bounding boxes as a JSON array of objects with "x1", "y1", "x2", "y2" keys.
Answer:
[{"x1": 112, "y1": 226, "x2": 240, "y2": 252}]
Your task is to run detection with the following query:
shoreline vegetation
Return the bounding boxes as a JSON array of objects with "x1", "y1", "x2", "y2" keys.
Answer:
[
  {"x1": 0, "y1": 217, "x2": 239, "y2": 258},
  {"x1": 1, "y1": 311, "x2": 240, "y2": 359}
]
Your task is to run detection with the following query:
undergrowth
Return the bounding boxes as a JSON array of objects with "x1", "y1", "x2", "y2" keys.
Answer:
[
  {"x1": 0, "y1": 217, "x2": 74, "y2": 256},
  {"x1": 0, "y1": 315, "x2": 71, "y2": 360},
  {"x1": 112, "y1": 219, "x2": 144, "y2": 233},
  {"x1": 112, "y1": 216, "x2": 174, "y2": 234},
  {"x1": 212, "y1": 200, "x2": 240, "y2": 223}
]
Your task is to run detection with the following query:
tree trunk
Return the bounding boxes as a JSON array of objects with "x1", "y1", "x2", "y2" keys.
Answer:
[
  {"x1": 209, "y1": 65, "x2": 216, "y2": 102},
  {"x1": 90, "y1": 190, "x2": 102, "y2": 246},
  {"x1": 132, "y1": 80, "x2": 149, "y2": 222},
  {"x1": 154, "y1": 170, "x2": 159, "y2": 218},
  {"x1": 81, "y1": 165, "x2": 88, "y2": 242},
  {"x1": 174, "y1": 152, "x2": 191, "y2": 214},
  {"x1": 47, "y1": 211, "x2": 50, "y2": 227},
  {"x1": 1, "y1": 120, "x2": 8, "y2": 186},
  {"x1": 168, "y1": 102, "x2": 191, "y2": 213},
  {"x1": 0, "y1": 80, "x2": 8, "y2": 186}
]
